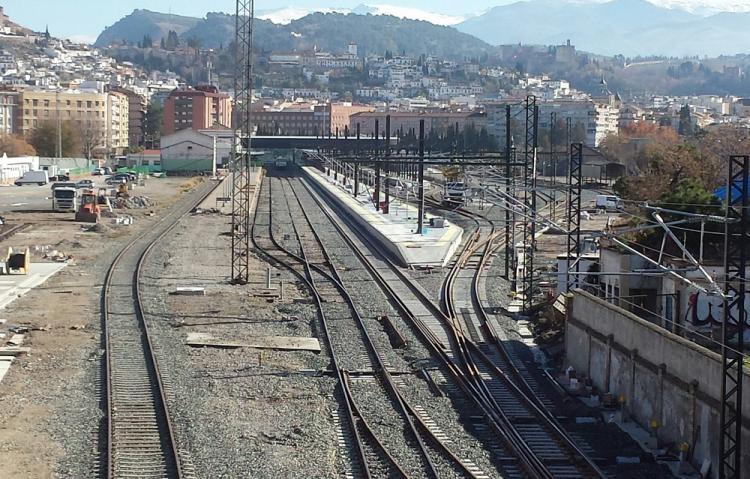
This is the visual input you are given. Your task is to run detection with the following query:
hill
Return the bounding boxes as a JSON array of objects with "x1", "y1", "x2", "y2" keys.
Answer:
[
  {"x1": 95, "y1": 9, "x2": 201, "y2": 48},
  {"x1": 457, "y1": 0, "x2": 750, "y2": 57},
  {"x1": 96, "y1": 10, "x2": 491, "y2": 60}
]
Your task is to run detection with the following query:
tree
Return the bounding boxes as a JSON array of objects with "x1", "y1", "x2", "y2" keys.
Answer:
[
  {"x1": 0, "y1": 135, "x2": 36, "y2": 156},
  {"x1": 144, "y1": 101, "x2": 163, "y2": 147},
  {"x1": 142, "y1": 34, "x2": 153, "y2": 48},
  {"x1": 571, "y1": 121, "x2": 587, "y2": 144},
  {"x1": 165, "y1": 30, "x2": 180, "y2": 50},
  {"x1": 678, "y1": 104, "x2": 694, "y2": 136},
  {"x1": 80, "y1": 119, "x2": 105, "y2": 159},
  {"x1": 29, "y1": 120, "x2": 81, "y2": 157}
]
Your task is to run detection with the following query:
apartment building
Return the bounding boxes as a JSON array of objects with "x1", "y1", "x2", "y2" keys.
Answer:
[
  {"x1": 484, "y1": 99, "x2": 619, "y2": 146},
  {"x1": 16, "y1": 88, "x2": 131, "y2": 156},
  {"x1": 107, "y1": 90, "x2": 129, "y2": 155},
  {"x1": 110, "y1": 86, "x2": 147, "y2": 148},
  {"x1": 253, "y1": 103, "x2": 330, "y2": 136},
  {"x1": 0, "y1": 89, "x2": 17, "y2": 135},
  {"x1": 162, "y1": 85, "x2": 232, "y2": 135},
  {"x1": 349, "y1": 111, "x2": 486, "y2": 138},
  {"x1": 252, "y1": 102, "x2": 375, "y2": 137}
]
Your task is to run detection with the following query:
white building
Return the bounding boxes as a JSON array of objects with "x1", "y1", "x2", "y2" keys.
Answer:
[{"x1": 0, "y1": 154, "x2": 39, "y2": 185}]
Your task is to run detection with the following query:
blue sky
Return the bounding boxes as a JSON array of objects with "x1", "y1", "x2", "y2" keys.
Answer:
[
  {"x1": 0, "y1": 0, "x2": 729, "y2": 42},
  {"x1": 3, "y1": 1, "x2": 515, "y2": 42}
]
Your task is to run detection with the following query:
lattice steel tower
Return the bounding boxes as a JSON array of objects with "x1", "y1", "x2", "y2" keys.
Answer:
[{"x1": 230, "y1": 0, "x2": 255, "y2": 284}]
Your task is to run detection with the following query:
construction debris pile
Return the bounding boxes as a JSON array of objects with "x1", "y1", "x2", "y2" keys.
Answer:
[{"x1": 114, "y1": 196, "x2": 156, "y2": 209}]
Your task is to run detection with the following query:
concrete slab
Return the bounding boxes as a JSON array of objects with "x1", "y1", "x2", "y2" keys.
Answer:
[
  {"x1": 302, "y1": 166, "x2": 463, "y2": 267},
  {"x1": 186, "y1": 332, "x2": 321, "y2": 352},
  {"x1": 0, "y1": 357, "x2": 13, "y2": 384},
  {"x1": 0, "y1": 262, "x2": 67, "y2": 310}
]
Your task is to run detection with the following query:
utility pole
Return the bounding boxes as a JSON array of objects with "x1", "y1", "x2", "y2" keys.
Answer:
[
  {"x1": 374, "y1": 119, "x2": 380, "y2": 211},
  {"x1": 354, "y1": 123, "x2": 360, "y2": 197},
  {"x1": 230, "y1": 0, "x2": 255, "y2": 285},
  {"x1": 504, "y1": 104, "x2": 512, "y2": 280},
  {"x1": 522, "y1": 95, "x2": 537, "y2": 311},
  {"x1": 550, "y1": 111, "x2": 557, "y2": 221},
  {"x1": 720, "y1": 155, "x2": 749, "y2": 479},
  {"x1": 384, "y1": 115, "x2": 391, "y2": 214},
  {"x1": 565, "y1": 143, "x2": 583, "y2": 293},
  {"x1": 56, "y1": 90, "x2": 62, "y2": 158},
  {"x1": 417, "y1": 119, "x2": 425, "y2": 235}
]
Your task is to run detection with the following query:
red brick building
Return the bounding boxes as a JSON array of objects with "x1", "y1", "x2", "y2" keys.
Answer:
[{"x1": 162, "y1": 85, "x2": 232, "y2": 135}]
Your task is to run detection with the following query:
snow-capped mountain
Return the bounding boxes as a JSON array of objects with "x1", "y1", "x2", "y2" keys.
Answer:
[
  {"x1": 257, "y1": 4, "x2": 465, "y2": 26},
  {"x1": 650, "y1": 0, "x2": 750, "y2": 15}
]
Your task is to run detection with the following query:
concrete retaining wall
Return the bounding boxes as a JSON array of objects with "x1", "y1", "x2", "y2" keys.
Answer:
[{"x1": 566, "y1": 290, "x2": 750, "y2": 478}]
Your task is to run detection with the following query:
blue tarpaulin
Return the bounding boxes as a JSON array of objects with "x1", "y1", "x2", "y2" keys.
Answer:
[{"x1": 714, "y1": 179, "x2": 750, "y2": 203}]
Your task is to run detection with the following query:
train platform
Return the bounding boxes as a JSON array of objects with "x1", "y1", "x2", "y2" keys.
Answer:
[
  {"x1": 198, "y1": 168, "x2": 264, "y2": 214},
  {"x1": 302, "y1": 166, "x2": 463, "y2": 267}
]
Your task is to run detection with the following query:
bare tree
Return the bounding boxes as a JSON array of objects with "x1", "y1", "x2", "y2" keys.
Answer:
[{"x1": 80, "y1": 118, "x2": 105, "y2": 160}]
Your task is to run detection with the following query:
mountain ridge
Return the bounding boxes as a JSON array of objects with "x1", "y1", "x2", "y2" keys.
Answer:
[
  {"x1": 457, "y1": 0, "x2": 750, "y2": 56},
  {"x1": 95, "y1": 10, "x2": 490, "y2": 60}
]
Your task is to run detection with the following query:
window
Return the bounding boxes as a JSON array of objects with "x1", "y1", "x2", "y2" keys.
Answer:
[
  {"x1": 32, "y1": 99, "x2": 38, "y2": 106},
  {"x1": 77, "y1": 101, "x2": 82, "y2": 107},
  {"x1": 87, "y1": 101, "x2": 92, "y2": 108},
  {"x1": 43, "y1": 100, "x2": 49, "y2": 107}
]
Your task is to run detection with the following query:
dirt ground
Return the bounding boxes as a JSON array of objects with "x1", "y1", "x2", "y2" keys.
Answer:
[{"x1": 0, "y1": 176, "x2": 205, "y2": 478}]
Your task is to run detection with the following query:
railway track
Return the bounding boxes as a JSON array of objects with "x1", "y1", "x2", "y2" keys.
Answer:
[
  {"x1": 252, "y1": 174, "x2": 486, "y2": 478},
  {"x1": 102, "y1": 179, "x2": 217, "y2": 479},
  {"x1": 296, "y1": 170, "x2": 606, "y2": 478},
  {"x1": 438, "y1": 206, "x2": 607, "y2": 479},
  {"x1": 431, "y1": 186, "x2": 608, "y2": 478}
]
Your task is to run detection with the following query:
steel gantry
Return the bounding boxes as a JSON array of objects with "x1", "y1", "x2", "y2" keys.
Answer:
[
  {"x1": 230, "y1": 0, "x2": 255, "y2": 284},
  {"x1": 565, "y1": 143, "x2": 583, "y2": 292},
  {"x1": 720, "y1": 155, "x2": 749, "y2": 479},
  {"x1": 521, "y1": 96, "x2": 538, "y2": 311}
]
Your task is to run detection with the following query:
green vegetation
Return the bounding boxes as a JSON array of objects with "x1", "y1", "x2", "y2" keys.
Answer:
[
  {"x1": 98, "y1": 11, "x2": 490, "y2": 61},
  {"x1": 29, "y1": 120, "x2": 82, "y2": 157}
]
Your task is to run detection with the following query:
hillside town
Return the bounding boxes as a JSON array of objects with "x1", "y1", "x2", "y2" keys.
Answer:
[{"x1": 0, "y1": 3, "x2": 748, "y2": 183}]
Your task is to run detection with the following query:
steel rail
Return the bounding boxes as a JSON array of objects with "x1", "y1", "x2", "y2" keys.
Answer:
[
  {"x1": 254, "y1": 176, "x2": 419, "y2": 478},
  {"x1": 103, "y1": 179, "x2": 219, "y2": 479},
  {"x1": 302, "y1": 172, "x2": 605, "y2": 478}
]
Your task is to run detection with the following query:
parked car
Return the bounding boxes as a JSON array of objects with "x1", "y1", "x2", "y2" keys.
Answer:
[
  {"x1": 49, "y1": 174, "x2": 70, "y2": 182},
  {"x1": 595, "y1": 194, "x2": 622, "y2": 211},
  {"x1": 105, "y1": 176, "x2": 127, "y2": 186},
  {"x1": 15, "y1": 170, "x2": 49, "y2": 186},
  {"x1": 102, "y1": 167, "x2": 113, "y2": 175},
  {"x1": 91, "y1": 168, "x2": 104, "y2": 176},
  {"x1": 76, "y1": 179, "x2": 94, "y2": 189}
]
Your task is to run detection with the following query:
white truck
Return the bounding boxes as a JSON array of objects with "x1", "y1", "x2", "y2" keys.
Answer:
[
  {"x1": 595, "y1": 194, "x2": 622, "y2": 211},
  {"x1": 52, "y1": 186, "x2": 78, "y2": 212},
  {"x1": 15, "y1": 170, "x2": 49, "y2": 186}
]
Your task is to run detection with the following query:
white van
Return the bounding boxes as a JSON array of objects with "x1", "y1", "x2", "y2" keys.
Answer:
[
  {"x1": 596, "y1": 194, "x2": 622, "y2": 211},
  {"x1": 15, "y1": 170, "x2": 49, "y2": 186}
]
